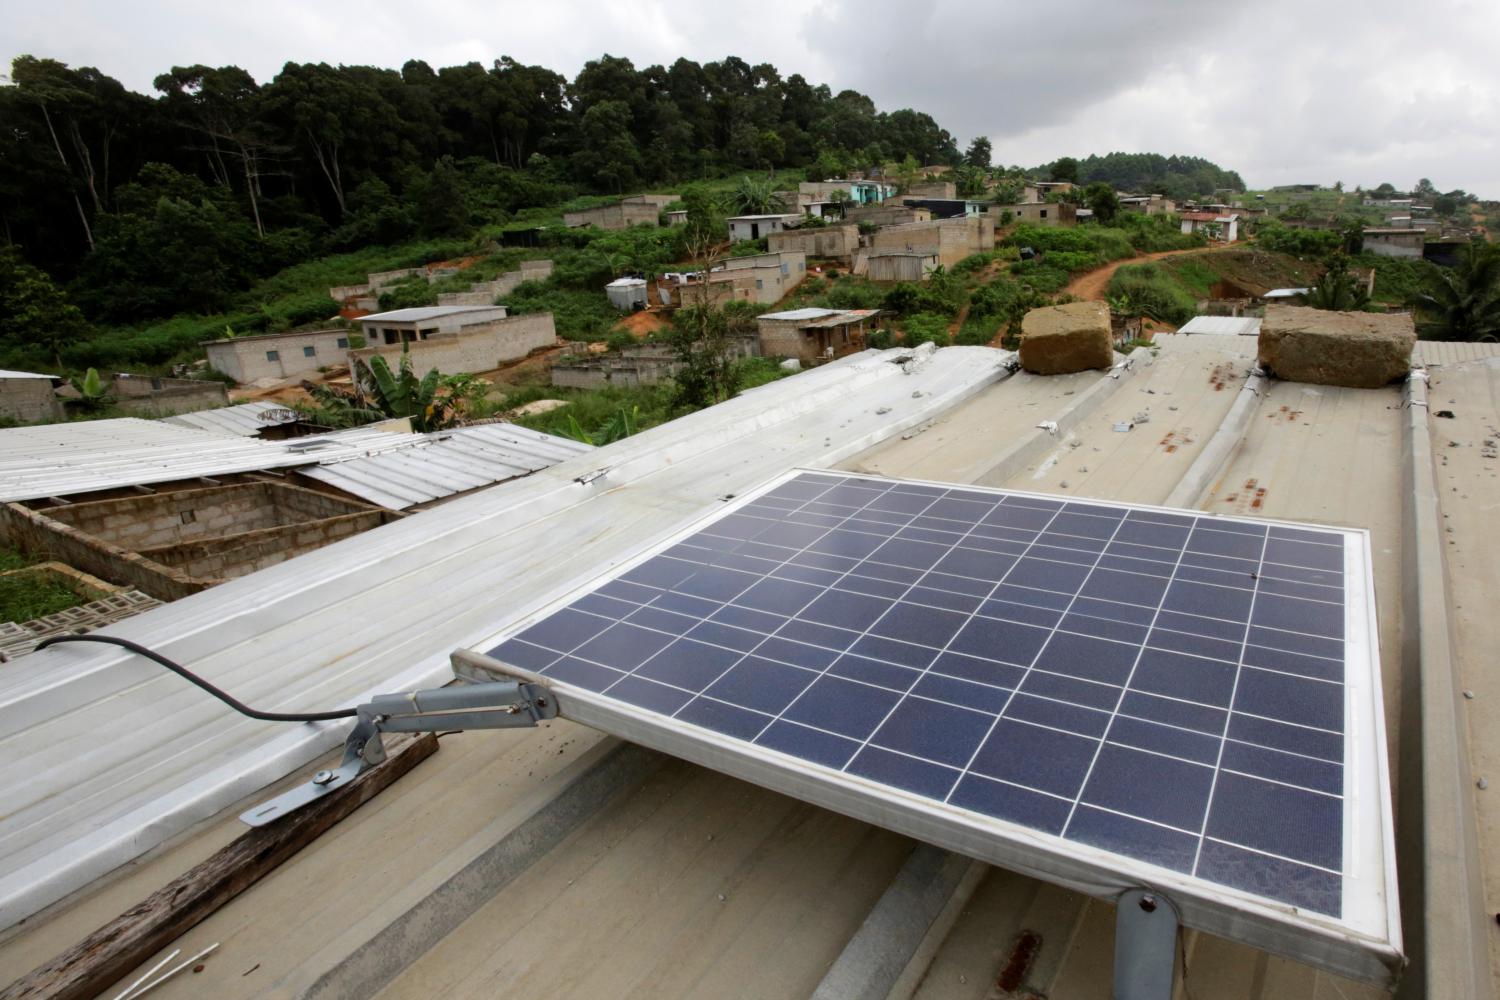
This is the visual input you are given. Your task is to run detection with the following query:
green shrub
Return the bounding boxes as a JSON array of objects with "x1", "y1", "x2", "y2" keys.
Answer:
[
  {"x1": 903, "y1": 313, "x2": 951, "y2": 346},
  {"x1": 1106, "y1": 263, "x2": 1198, "y2": 324},
  {"x1": 954, "y1": 314, "x2": 1001, "y2": 345}
]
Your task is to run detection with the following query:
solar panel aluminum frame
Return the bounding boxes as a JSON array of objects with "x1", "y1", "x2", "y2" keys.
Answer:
[{"x1": 453, "y1": 468, "x2": 1403, "y2": 987}]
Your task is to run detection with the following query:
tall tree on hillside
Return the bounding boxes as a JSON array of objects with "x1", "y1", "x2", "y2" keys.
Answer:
[
  {"x1": 1083, "y1": 181, "x2": 1119, "y2": 223},
  {"x1": 0, "y1": 246, "x2": 92, "y2": 365},
  {"x1": 571, "y1": 100, "x2": 641, "y2": 192},
  {"x1": 153, "y1": 65, "x2": 276, "y2": 237},
  {"x1": 418, "y1": 156, "x2": 468, "y2": 236},
  {"x1": 1411, "y1": 241, "x2": 1500, "y2": 342},
  {"x1": 964, "y1": 136, "x2": 992, "y2": 170},
  {"x1": 1049, "y1": 156, "x2": 1079, "y2": 183}
]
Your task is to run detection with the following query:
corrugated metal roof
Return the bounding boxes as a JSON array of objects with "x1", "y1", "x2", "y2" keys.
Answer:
[
  {"x1": 0, "y1": 418, "x2": 423, "y2": 502},
  {"x1": 359, "y1": 305, "x2": 505, "y2": 323},
  {"x1": 1264, "y1": 288, "x2": 1311, "y2": 298},
  {"x1": 0, "y1": 370, "x2": 58, "y2": 380},
  {"x1": 1177, "y1": 315, "x2": 1263, "y2": 336},
  {"x1": 300, "y1": 424, "x2": 592, "y2": 508},
  {"x1": 761, "y1": 307, "x2": 843, "y2": 321},
  {"x1": 161, "y1": 401, "x2": 302, "y2": 437}
]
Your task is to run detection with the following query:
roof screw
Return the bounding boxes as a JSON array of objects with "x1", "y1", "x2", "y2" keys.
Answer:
[
  {"x1": 1464, "y1": 690, "x2": 1476, "y2": 699},
  {"x1": 1479, "y1": 778, "x2": 1489, "y2": 790},
  {"x1": 1138, "y1": 894, "x2": 1158, "y2": 913},
  {"x1": 312, "y1": 770, "x2": 336, "y2": 786}
]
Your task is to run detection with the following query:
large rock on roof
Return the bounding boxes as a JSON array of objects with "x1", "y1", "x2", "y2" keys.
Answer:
[
  {"x1": 1259, "y1": 305, "x2": 1415, "y2": 389},
  {"x1": 1018, "y1": 301, "x2": 1114, "y2": 375}
]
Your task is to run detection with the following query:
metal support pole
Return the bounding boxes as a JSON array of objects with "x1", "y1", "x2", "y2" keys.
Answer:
[{"x1": 1113, "y1": 888, "x2": 1179, "y2": 1000}]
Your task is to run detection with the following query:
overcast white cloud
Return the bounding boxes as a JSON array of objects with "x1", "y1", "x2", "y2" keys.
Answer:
[{"x1": 6, "y1": 0, "x2": 1498, "y2": 194}]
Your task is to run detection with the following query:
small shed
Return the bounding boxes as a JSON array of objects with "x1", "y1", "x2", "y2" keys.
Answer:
[
  {"x1": 727, "y1": 215, "x2": 798, "y2": 242},
  {"x1": 1177, "y1": 316, "x2": 1263, "y2": 336},
  {"x1": 0, "y1": 369, "x2": 63, "y2": 424},
  {"x1": 605, "y1": 277, "x2": 650, "y2": 312},
  {"x1": 866, "y1": 252, "x2": 940, "y2": 282}
]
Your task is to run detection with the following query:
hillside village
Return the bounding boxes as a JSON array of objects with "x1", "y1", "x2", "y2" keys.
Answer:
[{"x1": 1, "y1": 44, "x2": 1500, "y2": 1000}]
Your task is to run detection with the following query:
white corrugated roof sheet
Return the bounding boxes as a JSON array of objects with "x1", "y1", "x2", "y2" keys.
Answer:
[
  {"x1": 1177, "y1": 316, "x2": 1263, "y2": 336},
  {"x1": 300, "y1": 424, "x2": 592, "y2": 508},
  {"x1": 0, "y1": 418, "x2": 423, "y2": 502},
  {"x1": 161, "y1": 401, "x2": 302, "y2": 437},
  {"x1": 0, "y1": 370, "x2": 58, "y2": 380}
]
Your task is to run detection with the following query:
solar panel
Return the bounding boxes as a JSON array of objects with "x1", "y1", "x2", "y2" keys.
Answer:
[{"x1": 457, "y1": 469, "x2": 1400, "y2": 984}]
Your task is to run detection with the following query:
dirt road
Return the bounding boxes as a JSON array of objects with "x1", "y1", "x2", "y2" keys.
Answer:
[{"x1": 1063, "y1": 243, "x2": 1237, "y2": 301}]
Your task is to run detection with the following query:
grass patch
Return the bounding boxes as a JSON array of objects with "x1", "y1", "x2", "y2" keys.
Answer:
[
  {"x1": 1106, "y1": 262, "x2": 1199, "y2": 324},
  {"x1": 0, "y1": 551, "x2": 89, "y2": 622}
]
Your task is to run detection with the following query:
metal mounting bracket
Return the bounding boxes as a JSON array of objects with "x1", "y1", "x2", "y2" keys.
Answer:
[
  {"x1": 239, "y1": 680, "x2": 557, "y2": 827},
  {"x1": 1113, "y1": 888, "x2": 1180, "y2": 1000}
]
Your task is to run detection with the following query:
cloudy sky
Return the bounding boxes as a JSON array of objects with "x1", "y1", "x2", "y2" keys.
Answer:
[{"x1": 7, "y1": 0, "x2": 1499, "y2": 195}]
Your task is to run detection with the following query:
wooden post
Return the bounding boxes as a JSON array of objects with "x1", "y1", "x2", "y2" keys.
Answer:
[{"x1": 1, "y1": 733, "x2": 439, "y2": 1000}]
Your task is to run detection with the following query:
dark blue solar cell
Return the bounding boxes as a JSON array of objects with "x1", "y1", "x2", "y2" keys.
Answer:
[
  {"x1": 572, "y1": 623, "x2": 677, "y2": 670},
  {"x1": 596, "y1": 578, "x2": 662, "y2": 605},
  {"x1": 1066, "y1": 806, "x2": 1198, "y2": 873},
  {"x1": 633, "y1": 638, "x2": 743, "y2": 691},
  {"x1": 611, "y1": 675, "x2": 694, "y2": 715},
  {"x1": 931, "y1": 546, "x2": 1017, "y2": 582},
  {"x1": 969, "y1": 522, "x2": 1036, "y2": 548},
  {"x1": 1005, "y1": 692, "x2": 1110, "y2": 738},
  {"x1": 1086, "y1": 566, "x2": 1164, "y2": 605},
  {"x1": 857, "y1": 561, "x2": 929, "y2": 588},
  {"x1": 992, "y1": 583, "x2": 1074, "y2": 611},
  {"x1": 756, "y1": 719, "x2": 860, "y2": 770},
  {"x1": 1049, "y1": 511, "x2": 1121, "y2": 540},
  {"x1": 1148, "y1": 627, "x2": 1243, "y2": 664},
  {"x1": 1246, "y1": 626, "x2": 1343, "y2": 661},
  {"x1": 733, "y1": 577, "x2": 824, "y2": 616},
  {"x1": 711, "y1": 603, "x2": 786, "y2": 634},
  {"x1": 625, "y1": 604, "x2": 701, "y2": 636},
  {"x1": 1233, "y1": 669, "x2": 1343, "y2": 732},
  {"x1": 667, "y1": 566, "x2": 757, "y2": 603},
  {"x1": 621, "y1": 557, "x2": 700, "y2": 590},
  {"x1": 926, "y1": 497, "x2": 998, "y2": 522},
  {"x1": 870, "y1": 490, "x2": 941, "y2": 515},
  {"x1": 982, "y1": 504, "x2": 1055, "y2": 532},
  {"x1": 571, "y1": 593, "x2": 640, "y2": 620},
  {"x1": 906, "y1": 585, "x2": 984, "y2": 615},
  {"x1": 1261, "y1": 562, "x2": 1342, "y2": 588},
  {"x1": 1241, "y1": 642, "x2": 1342, "y2": 683},
  {"x1": 1269, "y1": 525, "x2": 1342, "y2": 546},
  {"x1": 870, "y1": 697, "x2": 995, "y2": 767},
  {"x1": 684, "y1": 619, "x2": 763, "y2": 653},
  {"x1": 755, "y1": 521, "x2": 837, "y2": 550},
  {"x1": 836, "y1": 574, "x2": 910, "y2": 600},
  {"x1": 1250, "y1": 593, "x2": 1345, "y2": 640},
  {"x1": 771, "y1": 562, "x2": 843, "y2": 588},
  {"x1": 704, "y1": 656, "x2": 816, "y2": 715},
  {"x1": 1228, "y1": 713, "x2": 1342, "y2": 763},
  {"x1": 514, "y1": 607, "x2": 613, "y2": 653},
  {"x1": 777, "y1": 617, "x2": 858, "y2": 652},
  {"x1": 1020, "y1": 669, "x2": 1121, "y2": 711},
  {"x1": 1205, "y1": 771, "x2": 1342, "y2": 871},
  {"x1": 1130, "y1": 648, "x2": 1236, "y2": 706},
  {"x1": 1108, "y1": 715, "x2": 1220, "y2": 765},
  {"x1": 756, "y1": 635, "x2": 839, "y2": 670},
  {"x1": 1256, "y1": 574, "x2": 1343, "y2": 604},
  {"x1": 1030, "y1": 542, "x2": 1100, "y2": 567},
  {"x1": 1035, "y1": 632, "x2": 1139, "y2": 685},
  {"x1": 1059, "y1": 612, "x2": 1147, "y2": 646},
  {"x1": 1154, "y1": 610, "x2": 1245, "y2": 643},
  {"x1": 1265, "y1": 537, "x2": 1343, "y2": 573},
  {"x1": 1195, "y1": 840, "x2": 1341, "y2": 917},
  {"x1": 1179, "y1": 550, "x2": 1257, "y2": 578},
  {"x1": 1071, "y1": 596, "x2": 1155, "y2": 627},
  {"x1": 1120, "y1": 691, "x2": 1227, "y2": 736},
  {"x1": 710, "y1": 549, "x2": 780, "y2": 576},
  {"x1": 1006, "y1": 557, "x2": 1091, "y2": 593},
  {"x1": 948, "y1": 773, "x2": 1071, "y2": 834},
  {"x1": 924, "y1": 571, "x2": 998, "y2": 599},
  {"x1": 1104, "y1": 540, "x2": 1180, "y2": 568},
  {"x1": 1114, "y1": 518, "x2": 1192, "y2": 550},
  {"x1": 911, "y1": 672, "x2": 1014, "y2": 714},
  {"x1": 676, "y1": 697, "x2": 768, "y2": 740},
  {"x1": 827, "y1": 652, "x2": 922, "y2": 691},
  {"x1": 1097, "y1": 554, "x2": 1174, "y2": 579},
  {"x1": 846, "y1": 745, "x2": 959, "y2": 798},
  {"x1": 1080, "y1": 744, "x2": 1214, "y2": 830},
  {"x1": 897, "y1": 524, "x2": 960, "y2": 547},
  {"x1": 869, "y1": 601, "x2": 968, "y2": 648},
  {"x1": 948, "y1": 616, "x2": 1051, "y2": 665},
  {"x1": 1187, "y1": 528, "x2": 1265, "y2": 561},
  {"x1": 545, "y1": 656, "x2": 626, "y2": 692},
  {"x1": 968, "y1": 718, "x2": 1097, "y2": 797},
  {"x1": 703, "y1": 512, "x2": 776, "y2": 541},
  {"x1": 870, "y1": 536, "x2": 950, "y2": 571},
  {"x1": 1162, "y1": 580, "x2": 1255, "y2": 622},
  {"x1": 851, "y1": 633, "x2": 939, "y2": 670},
  {"x1": 489, "y1": 638, "x2": 561, "y2": 672},
  {"x1": 977, "y1": 598, "x2": 1063, "y2": 630},
  {"x1": 651, "y1": 591, "x2": 722, "y2": 620},
  {"x1": 807, "y1": 529, "x2": 887, "y2": 560},
  {"x1": 1221, "y1": 740, "x2": 1343, "y2": 796},
  {"x1": 1175, "y1": 562, "x2": 1257, "y2": 591},
  {"x1": 929, "y1": 650, "x2": 1028, "y2": 691},
  {"x1": 800, "y1": 589, "x2": 892, "y2": 631},
  {"x1": 783, "y1": 675, "x2": 902, "y2": 740}
]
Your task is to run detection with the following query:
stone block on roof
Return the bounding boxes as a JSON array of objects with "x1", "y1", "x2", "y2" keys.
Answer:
[
  {"x1": 1018, "y1": 301, "x2": 1114, "y2": 375},
  {"x1": 1258, "y1": 305, "x2": 1415, "y2": 389}
]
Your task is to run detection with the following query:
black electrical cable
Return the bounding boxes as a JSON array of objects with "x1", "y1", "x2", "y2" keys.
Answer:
[{"x1": 35, "y1": 634, "x2": 358, "y2": 722}]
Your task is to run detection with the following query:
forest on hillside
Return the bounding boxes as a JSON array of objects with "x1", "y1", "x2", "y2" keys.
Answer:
[
  {"x1": 0, "y1": 54, "x2": 960, "y2": 288},
  {"x1": 1040, "y1": 152, "x2": 1246, "y2": 200}
]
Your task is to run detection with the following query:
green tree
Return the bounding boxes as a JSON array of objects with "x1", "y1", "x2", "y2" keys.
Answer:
[
  {"x1": 1303, "y1": 254, "x2": 1370, "y2": 311},
  {"x1": 417, "y1": 155, "x2": 469, "y2": 236},
  {"x1": 730, "y1": 175, "x2": 785, "y2": 215},
  {"x1": 1049, "y1": 156, "x2": 1079, "y2": 183},
  {"x1": 964, "y1": 136, "x2": 992, "y2": 169},
  {"x1": 668, "y1": 304, "x2": 749, "y2": 410},
  {"x1": 570, "y1": 100, "x2": 641, "y2": 192},
  {"x1": 1083, "y1": 182, "x2": 1120, "y2": 224},
  {"x1": 0, "y1": 247, "x2": 92, "y2": 364},
  {"x1": 1411, "y1": 242, "x2": 1500, "y2": 342},
  {"x1": 954, "y1": 165, "x2": 987, "y2": 198}
]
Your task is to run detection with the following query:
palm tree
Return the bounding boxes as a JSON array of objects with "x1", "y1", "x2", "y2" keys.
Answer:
[
  {"x1": 730, "y1": 176, "x2": 785, "y2": 216},
  {"x1": 1411, "y1": 241, "x2": 1500, "y2": 341},
  {"x1": 1303, "y1": 255, "x2": 1370, "y2": 311}
]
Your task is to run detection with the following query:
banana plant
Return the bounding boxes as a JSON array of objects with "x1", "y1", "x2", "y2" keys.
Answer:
[{"x1": 66, "y1": 367, "x2": 113, "y2": 414}]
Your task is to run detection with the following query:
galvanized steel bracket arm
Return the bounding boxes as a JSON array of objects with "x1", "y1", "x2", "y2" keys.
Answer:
[
  {"x1": 1113, "y1": 888, "x2": 1181, "y2": 1000},
  {"x1": 239, "y1": 681, "x2": 557, "y2": 827}
]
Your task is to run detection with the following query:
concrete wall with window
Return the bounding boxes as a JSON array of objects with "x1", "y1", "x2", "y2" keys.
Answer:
[
  {"x1": 767, "y1": 226, "x2": 860, "y2": 261},
  {"x1": 993, "y1": 202, "x2": 1077, "y2": 227},
  {"x1": 203, "y1": 329, "x2": 354, "y2": 384},
  {"x1": 709, "y1": 251, "x2": 807, "y2": 305},
  {"x1": 869, "y1": 215, "x2": 996, "y2": 267},
  {"x1": 1363, "y1": 230, "x2": 1425, "y2": 260}
]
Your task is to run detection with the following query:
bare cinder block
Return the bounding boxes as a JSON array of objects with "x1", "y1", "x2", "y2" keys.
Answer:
[
  {"x1": 1259, "y1": 305, "x2": 1415, "y2": 389},
  {"x1": 1019, "y1": 301, "x2": 1114, "y2": 375}
]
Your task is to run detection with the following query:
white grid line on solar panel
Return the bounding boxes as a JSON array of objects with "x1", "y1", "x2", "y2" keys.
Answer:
[
  {"x1": 1059, "y1": 514, "x2": 1208, "y2": 839},
  {"x1": 653, "y1": 541, "x2": 1348, "y2": 667},
  {"x1": 1192, "y1": 523, "x2": 1274, "y2": 878},
  {"x1": 663, "y1": 538, "x2": 1348, "y2": 646},
  {"x1": 724, "y1": 502, "x2": 1347, "y2": 593},
  {"x1": 547, "y1": 580, "x2": 1345, "y2": 729},
  {"x1": 507, "y1": 626, "x2": 1345, "y2": 764}
]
